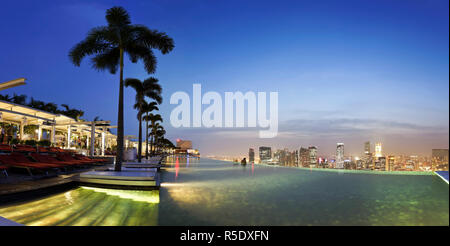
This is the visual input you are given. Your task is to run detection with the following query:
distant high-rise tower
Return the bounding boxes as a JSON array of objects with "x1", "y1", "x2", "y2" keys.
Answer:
[
  {"x1": 259, "y1": 146, "x2": 272, "y2": 164},
  {"x1": 387, "y1": 156, "x2": 395, "y2": 171},
  {"x1": 308, "y1": 146, "x2": 317, "y2": 167},
  {"x1": 336, "y1": 143, "x2": 344, "y2": 169},
  {"x1": 375, "y1": 143, "x2": 382, "y2": 157},
  {"x1": 299, "y1": 147, "x2": 309, "y2": 167},
  {"x1": 249, "y1": 148, "x2": 255, "y2": 163},
  {"x1": 432, "y1": 149, "x2": 449, "y2": 171},
  {"x1": 364, "y1": 141, "x2": 371, "y2": 155}
]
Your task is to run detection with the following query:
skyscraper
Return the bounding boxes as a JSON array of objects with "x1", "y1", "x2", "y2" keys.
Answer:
[
  {"x1": 249, "y1": 148, "x2": 255, "y2": 163},
  {"x1": 299, "y1": 147, "x2": 309, "y2": 167},
  {"x1": 375, "y1": 143, "x2": 382, "y2": 157},
  {"x1": 374, "y1": 156, "x2": 386, "y2": 171},
  {"x1": 336, "y1": 143, "x2": 344, "y2": 169},
  {"x1": 309, "y1": 146, "x2": 317, "y2": 168},
  {"x1": 259, "y1": 146, "x2": 272, "y2": 164},
  {"x1": 432, "y1": 149, "x2": 449, "y2": 171},
  {"x1": 363, "y1": 141, "x2": 373, "y2": 169},
  {"x1": 364, "y1": 141, "x2": 371, "y2": 155},
  {"x1": 387, "y1": 156, "x2": 395, "y2": 171}
]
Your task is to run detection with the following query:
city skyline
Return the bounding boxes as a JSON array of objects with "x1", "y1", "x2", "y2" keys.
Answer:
[
  {"x1": 208, "y1": 143, "x2": 447, "y2": 172},
  {"x1": 1, "y1": 0, "x2": 448, "y2": 157}
]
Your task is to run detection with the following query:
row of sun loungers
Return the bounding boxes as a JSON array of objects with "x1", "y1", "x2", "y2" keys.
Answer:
[{"x1": 0, "y1": 144, "x2": 109, "y2": 177}]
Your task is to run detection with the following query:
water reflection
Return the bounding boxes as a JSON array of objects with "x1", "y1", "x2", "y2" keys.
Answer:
[
  {"x1": 158, "y1": 157, "x2": 449, "y2": 226},
  {"x1": 175, "y1": 157, "x2": 179, "y2": 180},
  {"x1": 0, "y1": 187, "x2": 160, "y2": 226}
]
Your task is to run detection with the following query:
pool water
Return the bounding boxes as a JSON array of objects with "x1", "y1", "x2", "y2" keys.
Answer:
[{"x1": 0, "y1": 157, "x2": 448, "y2": 226}]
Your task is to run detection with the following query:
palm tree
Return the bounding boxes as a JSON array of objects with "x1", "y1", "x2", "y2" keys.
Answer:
[
  {"x1": 125, "y1": 77, "x2": 162, "y2": 162},
  {"x1": 28, "y1": 97, "x2": 45, "y2": 110},
  {"x1": 159, "y1": 137, "x2": 175, "y2": 149},
  {"x1": 148, "y1": 114, "x2": 163, "y2": 156},
  {"x1": 69, "y1": 6, "x2": 174, "y2": 171},
  {"x1": 153, "y1": 127, "x2": 166, "y2": 154},
  {"x1": 61, "y1": 104, "x2": 85, "y2": 121},
  {"x1": 43, "y1": 102, "x2": 58, "y2": 114},
  {"x1": 0, "y1": 94, "x2": 12, "y2": 102},
  {"x1": 141, "y1": 101, "x2": 159, "y2": 159},
  {"x1": 12, "y1": 93, "x2": 27, "y2": 105}
]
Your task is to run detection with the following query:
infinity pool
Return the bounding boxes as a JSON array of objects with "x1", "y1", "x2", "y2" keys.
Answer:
[{"x1": 0, "y1": 157, "x2": 448, "y2": 225}]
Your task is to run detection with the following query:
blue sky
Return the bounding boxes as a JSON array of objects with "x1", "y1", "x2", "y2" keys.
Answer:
[{"x1": 1, "y1": 0, "x2": 448, "y2": 157}]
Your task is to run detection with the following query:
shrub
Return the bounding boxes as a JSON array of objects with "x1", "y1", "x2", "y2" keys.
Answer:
[
  {"x1": 24, "y1": 140, "x2": 37, "y2": 146},
  {"x1": 38, "y1": 139, "x2": 51, "y2": 146},
  {"x1": 10, "y1": 138, "x2": 20, "y2": 145}
]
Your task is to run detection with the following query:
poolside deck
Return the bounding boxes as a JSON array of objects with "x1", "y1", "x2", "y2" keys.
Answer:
[
  {"x1": 77, "y1": 169, "x2": 159, "y2": 190},
  {"x1": 0, "y1": 173, "x2": 79, "y2": 197}
]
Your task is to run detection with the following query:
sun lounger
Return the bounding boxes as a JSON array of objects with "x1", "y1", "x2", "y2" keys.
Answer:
[
  {"x1": 0, "y1": 144, "x2": 12, "y2": 152},
  {"x1": 13, "y1": 145, "x2": 37, "y2": 153},
  {"x1": 57, "y1": 153, "x2": 95, "y2": 165},
  {"x1": 73, "y1": 154, "x2": 107, "y2": 164},
  {"x1": 30, "y1": 153, "x2": 84, "y2": 167},
  {"x1": 0, "y1": 154, "x2": 60, "y2": 176}
]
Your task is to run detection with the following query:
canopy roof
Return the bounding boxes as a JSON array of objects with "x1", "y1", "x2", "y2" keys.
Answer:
[
  {"x1": 0, "y1": 99, "x2": 116, "y2": 138},
  {"x1": 0, "y1": 99, "x2": 59, "y2": 124},
  {"x1": 0, "y1": 78, "x2": 26, "y2": 91}
]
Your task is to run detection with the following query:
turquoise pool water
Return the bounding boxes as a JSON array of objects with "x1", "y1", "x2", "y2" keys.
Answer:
[{"x1": 0, "y1": 157, "x2": 448, "y2": 225}]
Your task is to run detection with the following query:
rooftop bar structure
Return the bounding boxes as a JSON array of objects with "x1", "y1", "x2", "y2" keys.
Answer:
[{"x1": 0, "y1": 99, "x2": 117, "y2": 157}]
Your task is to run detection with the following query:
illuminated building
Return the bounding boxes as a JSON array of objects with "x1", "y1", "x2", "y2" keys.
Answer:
[
  {"x1": 175, "y1": 139, "x2": 195, "y2": 155},
  {"x1": 356, "y1": 157, "x2": 364, "y2": 170},
  {"x1": 176, "y1": 139, "x2": 192, "y2": 149},
  {"x1": 375, "y1": 143, "x2": 382, "y2": 157},
  {"x1": 344, "y1": 159, "x2": 351, "y2": 169},
  {"x1": 308, "y1": 146, "x2": 317, "y2": 168},
  {"x1": 406, "y1": 155, "x2": 418, "y2": 171},
  {"x1": 249, "y1": 148, "x2": 255, "y2": 163},
  {"x1": 432, "y1": 149, "x2": 449, "y2": 171},
  {"x1": 387, "y1": 156, "x2": 395, "y2": 171},
  {"x1": 374, "y1": 156, "x2": 386, "y2": 171},
  {"x1": 364, "y1": 141, "x2": 371, "y2": 155},
  {"x1": 259, "y1": 146, "x2": 272, "y2": 164},
  {"x1": 336, "y1": 143, "x2": 344, "y2": 169},
  {"x1": 299, "y1": 147, "x2": 309, "y2": 167}
]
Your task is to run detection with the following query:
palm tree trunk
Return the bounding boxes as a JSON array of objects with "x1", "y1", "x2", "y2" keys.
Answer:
[
  {"x1": 115, "y1": 48, "x2": 124, "y2": 171},
  {"x1": 145, "y1": 116, "x2": 149, "y2": 159},
  {"x1": 138, "y1": 114, "x2": 142, "y2": 163},
  {"x1": 150, "y1": 134, "x2": 154, "y2": 156}
]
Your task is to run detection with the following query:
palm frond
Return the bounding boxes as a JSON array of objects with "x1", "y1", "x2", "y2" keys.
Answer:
[
  {"x1": 125, "y1": 43, "x2": 157, "y2": 73},
  {"x1": 132, "y1": 25, "x2": 175, "y2": 54},
  {"x1": 91, "y1": 47, "x2": 120, "y2": 73},
  {"x1": 106, "y1": 6, "x2": 131, "y2": 27},
  {"x1": 69, "y1": 26, "x2": 113, "y2": 66}
]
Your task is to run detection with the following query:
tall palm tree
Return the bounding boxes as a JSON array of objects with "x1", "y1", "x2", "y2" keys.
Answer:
[
  {"x1": 43, "y1": 102, "x2": 58, "y2": 114},
  {"x1": 148, "y1": 114, "x2": 163, "y2": 156},
  {"x1": 141, "y1": 101, "x2": 159, "y2": 159},
  {"x1": 69, "y1": 6, "x2": 174, "y2": 171},
  {"x1": 61, "y1": 104, "x2": 85, "y2": 121},
  {"x1": 28, "y1": 97, "x2": 45, "y2": 110},
  {"x1": 0, "y1": 94, "x2": 12, "y2": 102},
  {"x1": 12, "y1": 93, "x2": 27, "y2": 105},
  {"x1": 153, "y1": 127, "x2": 166, "y2": 154},
  {"x1": 125, "y1": 77, "x2": 162, "y2": 162}
]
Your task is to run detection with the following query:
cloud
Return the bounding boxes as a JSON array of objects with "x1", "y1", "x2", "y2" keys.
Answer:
[
  {"x1": 167, "y1": 117, "x2": 448, "y2": 139},
  {"x1": 165, "y1": 117, "x2": 448, "y2": 157},
  {"x1": 278, "y1": 118, "x2": 448, "y2": 137}
]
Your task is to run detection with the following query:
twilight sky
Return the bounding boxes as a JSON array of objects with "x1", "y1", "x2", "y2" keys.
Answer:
[{"x1": 1, "y1": 0, "x2": 448, "y2": 157}]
